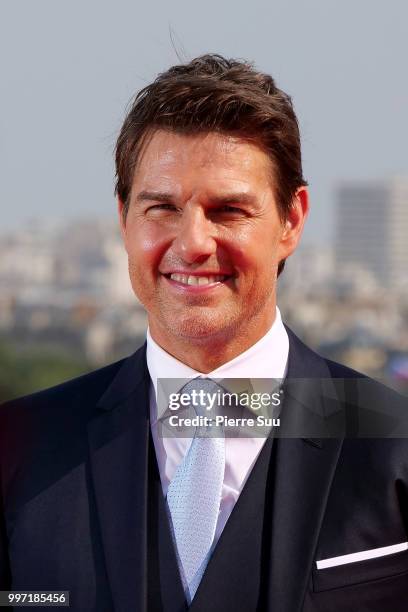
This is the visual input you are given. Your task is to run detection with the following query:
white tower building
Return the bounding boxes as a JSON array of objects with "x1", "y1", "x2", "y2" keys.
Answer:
[{"x1": 335, "y1": 178, "x2": 408, "y2": 290}]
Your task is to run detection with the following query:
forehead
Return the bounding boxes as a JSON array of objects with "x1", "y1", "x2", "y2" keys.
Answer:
[{"x1": 133, "y1": 129, "x2": 274, "y2": 191}]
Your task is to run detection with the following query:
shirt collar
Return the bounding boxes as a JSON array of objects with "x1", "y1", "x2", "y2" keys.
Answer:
[{"x1": 146, "y1": 307, "x2": 288, "y2": 407}]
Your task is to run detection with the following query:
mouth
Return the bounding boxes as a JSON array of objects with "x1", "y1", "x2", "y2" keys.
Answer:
[
  {"x1": 164, "y1": 273, "x2": 230, "y2": 286},
  {"x1": 161, "y1": 272, "x2": 233, "y2": 292}
]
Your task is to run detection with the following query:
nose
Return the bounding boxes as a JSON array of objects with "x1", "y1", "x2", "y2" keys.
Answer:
[{"x1": 172, "y1": 205, "x2": 217, "y2": 263}]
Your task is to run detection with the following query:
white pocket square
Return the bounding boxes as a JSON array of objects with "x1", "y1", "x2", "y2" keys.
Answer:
[{"x1": 316, "y1": 542, "x2": 408, "y2": 569}]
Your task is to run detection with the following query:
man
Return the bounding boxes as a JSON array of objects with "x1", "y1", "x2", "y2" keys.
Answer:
[{"x1": 1, "y1": 54, "x2": 407, "y2": 611}]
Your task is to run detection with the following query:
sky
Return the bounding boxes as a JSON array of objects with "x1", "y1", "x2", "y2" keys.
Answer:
[{"x1": 1, "y1": 0, "x2": 407, "y2": 244}]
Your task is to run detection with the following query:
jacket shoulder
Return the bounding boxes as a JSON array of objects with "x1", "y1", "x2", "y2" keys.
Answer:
[
  {"x1": 324, "y1": 357, "x2": 367, "y2": 379},
  {"x1": 286, "y1": 324, "x2": 367, "y2": 380},
  {"x1": 0, "y1": 358, "x2": 127, "y2": 416},
  {"x1": 285, "y1": 325, "x2": 404, "y2": 403},
  {"x1": 0, "y1": 353, "x2": 145, "y2": 480}
]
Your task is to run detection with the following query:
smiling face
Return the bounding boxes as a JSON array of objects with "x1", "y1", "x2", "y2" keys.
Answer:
[{"x1": 119, "y1": 129, "x2": 308, "y2": 359}]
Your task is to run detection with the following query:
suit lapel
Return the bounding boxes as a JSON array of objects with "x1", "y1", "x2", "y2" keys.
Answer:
[
  {"x1": 265, "y1": 328, "x2": 344, "y2": 612},
  {"x1": 87, "y1": 345, "x2": 150, "y2": 612}
]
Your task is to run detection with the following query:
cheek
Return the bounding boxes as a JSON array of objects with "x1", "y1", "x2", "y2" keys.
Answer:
[
  {"x1": 227, "y1": 225, "x2": 279, "y2": 269},
  {"x1": 125, "y1": 223, "x2": 169, "y2": 268}
]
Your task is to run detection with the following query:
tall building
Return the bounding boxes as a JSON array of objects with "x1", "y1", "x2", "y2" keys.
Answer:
[{"x1": 335, "y1": 178, "x2": 408, "y2": 289}]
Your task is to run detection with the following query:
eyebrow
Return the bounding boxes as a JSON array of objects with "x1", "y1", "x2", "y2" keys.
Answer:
[
  {"x1": 135, "y1": 190, "x2": 256, "y2": 206},
  {"x1": 209, "y1": 193, "x2": 256, "y2": 206},
  {"x1": 136, "y1": 191, "x2": 175, "y2": 203}
]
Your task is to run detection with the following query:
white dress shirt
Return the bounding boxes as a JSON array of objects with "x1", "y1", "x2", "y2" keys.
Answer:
[{"x1": 147, "y1": 307, "x2": 289, "y2": 546}]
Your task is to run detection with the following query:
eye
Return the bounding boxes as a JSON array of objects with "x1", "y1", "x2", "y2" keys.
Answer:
[
  {"x1": 148, "y1": 203, "x2": 177, "y2": 211},
  {"x1": 216, "y1": 205, "x2": 245, "y2": 215},
  {"x1": 146, "y1": 203, "x2": 179, "y2": 215}
]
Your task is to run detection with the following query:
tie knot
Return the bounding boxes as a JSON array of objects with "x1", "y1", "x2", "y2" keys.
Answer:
[
  {"x1": 179, "y1": 377, "x2": 219, "y2": 415},
  {"x1": 180, "y1": 378, "x2": 224, "y2": 435}
]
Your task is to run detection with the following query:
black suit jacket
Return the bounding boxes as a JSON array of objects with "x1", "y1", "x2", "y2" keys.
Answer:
[{"x1": 1, "y1": 328, "x2": 408, "y2": 611}]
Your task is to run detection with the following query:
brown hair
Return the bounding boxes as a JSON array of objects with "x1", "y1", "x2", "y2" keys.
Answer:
[{"x1": 115, "y1": 54, "x2": 307, "y2": 274}]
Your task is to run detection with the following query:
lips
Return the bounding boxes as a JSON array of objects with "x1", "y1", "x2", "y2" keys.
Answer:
[
  {"x1": 168, "y1": 273, "x2": 228, "y2": 286},
  {"x1": 161, "y1": 270, "x2": 234, "y2": 288}
]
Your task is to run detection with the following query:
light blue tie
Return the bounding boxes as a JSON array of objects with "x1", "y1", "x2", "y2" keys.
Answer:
[{"x1": 166, "y1": 378, "x2": 225, "y2": 602}]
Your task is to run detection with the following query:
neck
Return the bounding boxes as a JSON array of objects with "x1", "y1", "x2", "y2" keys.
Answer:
[{"x1": 149, "y1": 313, "x2": 276, "y2": 373}]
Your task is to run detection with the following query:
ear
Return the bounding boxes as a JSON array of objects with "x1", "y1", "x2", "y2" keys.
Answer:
[{"x1": 278, "y1": 187, "x2": 309, "y2": 260}]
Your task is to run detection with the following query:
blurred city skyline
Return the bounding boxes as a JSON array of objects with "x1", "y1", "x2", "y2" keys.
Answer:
[{"x1": 2, "y1": 0, "x2": 408, "y2": 244}]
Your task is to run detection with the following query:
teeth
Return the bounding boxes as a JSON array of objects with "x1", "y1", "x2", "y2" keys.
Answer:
[{"x1": 169, "y1": 274, "x2": 226, "y2": 285}]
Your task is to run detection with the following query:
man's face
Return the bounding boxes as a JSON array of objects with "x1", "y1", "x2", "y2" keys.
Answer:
[{"x1": 120, "y1": 130, "x2": 305, "y2": 347}]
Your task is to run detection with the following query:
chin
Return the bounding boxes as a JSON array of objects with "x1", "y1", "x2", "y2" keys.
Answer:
[{"x1": 169, "y1": 313, "x2": 234, "y2": 343}]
